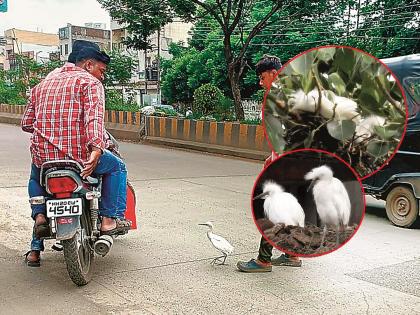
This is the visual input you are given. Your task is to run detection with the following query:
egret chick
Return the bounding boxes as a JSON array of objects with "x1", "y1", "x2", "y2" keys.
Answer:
[
  {"x1": 288, "y1": 89, "x2": 360, "y2": 122},
  {"x1": 254, "y1": 181, "x2": 305, "y2": 227},
  {"x1": 354, "y1": 115, "x2": 386, "y2": 143},
  {"x1": 305, "y1": 165, "x2": 351, "y2": 249},
  {"x1": 198, "y1": 221, "x2": 234, "y2": 265}
]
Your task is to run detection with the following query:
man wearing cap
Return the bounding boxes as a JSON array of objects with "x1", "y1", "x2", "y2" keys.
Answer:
[
  {"x1": 22, "y1": 42, "x2": 130, "y2": 266},
  {"x1": 237, "y1": 55, "x2": 303, "y2": 272}
]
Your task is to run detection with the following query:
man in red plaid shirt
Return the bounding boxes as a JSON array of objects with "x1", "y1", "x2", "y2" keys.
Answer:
[{"x1": 22, "y1": 46, "x2": 130, "y2": 266}]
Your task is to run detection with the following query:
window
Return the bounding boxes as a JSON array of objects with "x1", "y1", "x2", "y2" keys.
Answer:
[
  {"x1": 404, "y1": 77, "x2": 420, "y2": 117},
  {"x1": 60, "y1": 45, "x2": 62, "y2": 55},
  {"x1": 65, "y1": 44, "x2": 68, "y2": 55},
  {"x1": 59, "y1": 27, "x2": 69, "y2": 39}
]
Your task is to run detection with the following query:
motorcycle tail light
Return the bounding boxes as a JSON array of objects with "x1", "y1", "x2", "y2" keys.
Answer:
[{"x1": 47, "y1": 176, "x2": 78, "y2": 194}]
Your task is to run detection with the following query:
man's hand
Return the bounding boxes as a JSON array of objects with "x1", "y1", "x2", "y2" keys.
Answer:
[{"x1": 81, "y1": 148, "x2": 102, "y2": 178}]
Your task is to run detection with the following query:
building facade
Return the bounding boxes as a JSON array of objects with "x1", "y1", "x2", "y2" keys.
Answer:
[
  {"x1": 0, "y1": 36, "x2": 6, "y2": 70},
  {"x1": 110, "y1": 19, "x2": 192, "y2": 106},
  {"x1": 3, "y1": 28, "x2": 59, "y2": 70},
  {"x1": 58, "y1": 23, "x2": 111, "y2": 61}
]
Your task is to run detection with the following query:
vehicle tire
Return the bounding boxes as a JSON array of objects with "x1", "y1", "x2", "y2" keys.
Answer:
[
  {"x1": 386, "y1": 186, "x2": 419, "y2": 228},
  {"x1": 62, "y1": 212, "x2": 94, "y2": 286}
]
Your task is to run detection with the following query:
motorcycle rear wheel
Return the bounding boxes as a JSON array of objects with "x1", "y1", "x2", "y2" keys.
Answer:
[{"x1": 62, "y1": 212, "x2": 94, "y2": 286}]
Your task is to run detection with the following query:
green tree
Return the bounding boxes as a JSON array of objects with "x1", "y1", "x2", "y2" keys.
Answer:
[
  {"x1": 104, "y1": 50, "x2": 136, "y2": 100},
  {"x1": 343, "y1": 0, "x2": 419, "y2": 57},
  {"x1": 169, "y1": 0, "x2": 337, "y2": 120},
  {"x1": 193, "y1": 83, "x2": 224, "y2": 115},
  {"x1": 161, "y1": 41, "x2": 228, "y2": 105},
  {"x1": 99, "y1": 0, "x2": 173, "y2": 51},
  {"x1": 98, "y1": 0, "x2": 173, "y2": 94},
  {"x1": 0, "y1": 55, "x2": 64, "y2": 104}
]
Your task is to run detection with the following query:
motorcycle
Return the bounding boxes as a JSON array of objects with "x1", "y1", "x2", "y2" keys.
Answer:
[{"x1": 28, "y1": 134, "x2": 137, "y2": 286}]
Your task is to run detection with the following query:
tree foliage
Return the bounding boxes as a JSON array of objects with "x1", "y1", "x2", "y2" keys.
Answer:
[
  {"x1": 98, "y1": 0, "x2": 173, "y2": 52},
  {"x1": 161, "y1": 0, "x2": 418, "y2": 121},
  {"x1": 161, "y1": 41, "x2": 228, "y2": 105},
  {"x1": 104, "y1": 50, "x2": 136, "y2": 87},
  {"x1": 0, "y1": 55, "x2": 64, "y2": 105},
  {"x1": 193, "y1": 83, "x2": 224, "y2": 115}
]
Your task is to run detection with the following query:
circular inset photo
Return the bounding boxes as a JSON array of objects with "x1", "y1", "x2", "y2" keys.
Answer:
[
  {"x1": 252, "y1": 149, "x2": 365, "y2": 257},
  {"x1": 263, "y1": 45, "x2": 408, "y2": 179}
]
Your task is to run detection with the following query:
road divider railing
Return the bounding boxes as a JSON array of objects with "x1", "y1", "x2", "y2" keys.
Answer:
[{"x1": 0, "y1": 105, "x2": 270, "y2": 160}]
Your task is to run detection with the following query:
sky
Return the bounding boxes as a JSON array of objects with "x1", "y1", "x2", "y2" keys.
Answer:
[{"x1": 0, "y1": 0, "x2": 110, "y2": 35}]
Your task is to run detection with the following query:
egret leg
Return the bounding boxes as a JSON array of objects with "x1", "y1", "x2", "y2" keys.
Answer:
[
  {"x1": 211, "y1": 256, "x2": 224, "y2": 265},
  {"x1": 319, "y1": 225, "x2": 327, "y2": 251},
  {"x1": 336, "y1": 224, "x2": 340, "y2": 247},
  {"x1": 216, "y1": 255, "x2": 228, "y2": 265}
]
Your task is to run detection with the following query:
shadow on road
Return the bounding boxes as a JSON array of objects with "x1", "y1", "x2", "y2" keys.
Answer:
[{"x1": 365, "y1": 206, "x2": 388, "y2": 220}]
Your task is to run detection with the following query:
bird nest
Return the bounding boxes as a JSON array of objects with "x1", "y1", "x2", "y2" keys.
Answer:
[{"x1": 258, "y1": 218, "x2": 358, "y2": 255}]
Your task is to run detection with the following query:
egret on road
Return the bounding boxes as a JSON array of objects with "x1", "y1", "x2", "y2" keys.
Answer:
[
  {"x1": 254, "y1": 180, "x2": 305, "y2": 227},
  {"x1": 305, "y1": 165, "x2": 351, "y2": 248},
  {"x1": 198, "y1": 221, "x2": 234, "y2": 265}
]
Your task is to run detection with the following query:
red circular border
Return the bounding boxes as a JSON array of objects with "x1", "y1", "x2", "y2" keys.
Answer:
[
  {"x1": 250, "y1": 148, "x2": 367, "y2": 258},
  {"x1": 261, "y1": 45, "x2": 410, "y2": 181}
]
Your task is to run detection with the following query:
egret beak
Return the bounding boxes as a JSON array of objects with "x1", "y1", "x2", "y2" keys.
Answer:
[
  {"x1": 253, "y1": 191, "x2": 269, "y2": 200},
  {"x1": 307, "y1": 179, "x2": 315, "y2": 192},
  {"x1": 198, "y1": 223, "x2": 208, "y2": 227}
]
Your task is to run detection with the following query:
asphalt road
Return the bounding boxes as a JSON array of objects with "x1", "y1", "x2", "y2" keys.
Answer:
[{"x1": 0, "y1": 123, "x2": 419, "y2": 314}]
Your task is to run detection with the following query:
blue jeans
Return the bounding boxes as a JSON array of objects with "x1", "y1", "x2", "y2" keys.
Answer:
[
  {"x1": 93, "y1": 149, "x2": 127, "y2": 218},
  {"x1": 28, "y1": 164, "x2": 47, "y2": 251},
  {"x1": 28, "y1": 150, "x2": 128, "y2": 251}
]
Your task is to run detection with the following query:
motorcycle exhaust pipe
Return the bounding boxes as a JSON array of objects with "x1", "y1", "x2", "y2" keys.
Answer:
[{"x1": 94, "y1": 235, "x2": 114, "y2": 257}]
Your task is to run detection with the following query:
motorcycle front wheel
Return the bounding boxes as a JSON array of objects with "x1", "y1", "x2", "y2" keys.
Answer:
[{"x1": 62, "y1": 211, "x2": 94, "y2": 286}]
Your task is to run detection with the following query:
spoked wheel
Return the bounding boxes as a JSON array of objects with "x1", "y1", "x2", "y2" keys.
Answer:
[
  {"x1": 62, "y1": 212, "x2": 94, "y2": 286},
  {"x1": 386, "y1": 186, "x2": 419, "y2": 228}
]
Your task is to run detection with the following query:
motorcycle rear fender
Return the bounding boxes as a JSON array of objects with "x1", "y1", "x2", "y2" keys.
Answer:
[{"x1": 54, "y1": 216, "x2": 81, "y2": 240}]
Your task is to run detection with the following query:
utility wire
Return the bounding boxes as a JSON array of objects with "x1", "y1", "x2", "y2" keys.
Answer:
[
  {"x1": 190, "y1": 12, "x2": 420, "y2": 32},
  {"x1": 190, "y1": 23, "x2": 413, "y2": 38}
]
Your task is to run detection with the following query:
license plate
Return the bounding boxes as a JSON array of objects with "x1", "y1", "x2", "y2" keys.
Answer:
[{"x1": 46, "y1": 198, "x2": 82, "y2": 218}]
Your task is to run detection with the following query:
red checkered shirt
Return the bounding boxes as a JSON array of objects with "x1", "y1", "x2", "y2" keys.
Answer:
[{"x1": 21, "y1": 63, "x2": 106, "y2": 168}]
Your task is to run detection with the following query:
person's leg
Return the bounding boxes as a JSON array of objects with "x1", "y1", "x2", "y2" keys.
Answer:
[
  {"x1": 93, "y1": 150, "x2": 128, "y2": 231},
  {"x1": 237, "y1": 236, "x2": 273, "y2": 272},
  {"x1": 257, "y1": 236, "x2": 273, "y2": 263},
  {"x1": 26, "y1": 164, "x2": 47, "y2": 266},
  {"x1": 31, "y1": 231, "x2": 45, "y2": 252},
  {"x1": 271, "y1": 252, "x2": 302, "y2": 267},
  {"x1": 28, "y1": 164, "x2": 47, "y2": 220}
]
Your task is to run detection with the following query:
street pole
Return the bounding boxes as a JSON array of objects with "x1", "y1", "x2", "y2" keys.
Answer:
[
  {"x1": 157, "y1": 27, "x2": 161, "y2": 104},
  {"x1": 144, "y1": 48, "x2": 148, "y2": 104}
]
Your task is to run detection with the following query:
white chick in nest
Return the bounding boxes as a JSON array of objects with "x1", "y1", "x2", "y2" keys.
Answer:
[{"x1": 288, "y1": 89, "x2": 360, "y2": 122}]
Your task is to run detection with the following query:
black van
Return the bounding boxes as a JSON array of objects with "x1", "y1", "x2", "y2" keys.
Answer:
[{"x1": 363, "y1": 54, "x2": 420, "y2": 228}]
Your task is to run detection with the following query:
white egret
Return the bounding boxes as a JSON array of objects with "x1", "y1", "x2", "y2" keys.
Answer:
[
  {"x1": 198, "y1": 221, "x2": 234, "y2": 265},
  {"x1": 254, "y1": 181, "x2": 305, "y2": 227},
  {"x1": 305, "y1": 165, "x2": 351, "y2": 248},
  {"x1": 288, "y1": 89, "x2": 360, "y2": 122},
  {"x1": 354, "y1": 115, "x2": 386, "y2": 143}
]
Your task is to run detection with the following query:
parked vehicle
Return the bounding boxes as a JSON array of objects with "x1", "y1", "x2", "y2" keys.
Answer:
[{"x1": 363, "y1": 54, "x2": 420, "y2": 227}]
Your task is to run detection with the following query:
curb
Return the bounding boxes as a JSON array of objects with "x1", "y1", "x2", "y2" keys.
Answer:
[
  {"x1": 145, "y1": 136, "x2": 267, "y2": 161},
  {"x1": 0, "y1": 114, "x2": 21, "y2": 125},
  {"x1": 0, "y1": 113, "x2": 268, "y2": 161}
]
